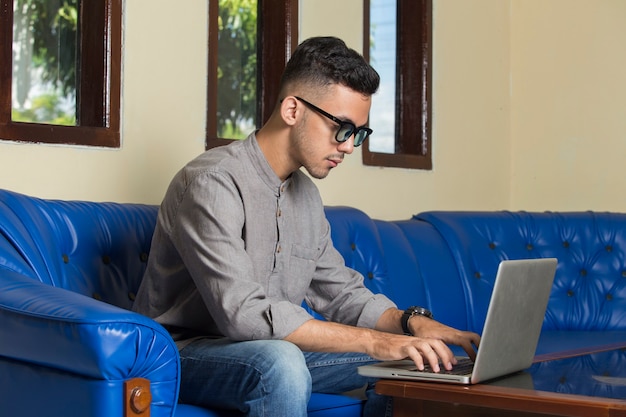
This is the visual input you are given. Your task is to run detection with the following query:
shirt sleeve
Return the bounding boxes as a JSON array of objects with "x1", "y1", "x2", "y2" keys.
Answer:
[
  {"x1": 305, "y1": 216, "x2": 397, "y2": 329},
  {"x1": 170, "y1": 170, "x2": 313, "y2": 341}
]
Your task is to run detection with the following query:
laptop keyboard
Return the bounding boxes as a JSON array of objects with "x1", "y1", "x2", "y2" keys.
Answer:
[{"x1": 410, "y1": 357, "x2": 474, "y2": 375}]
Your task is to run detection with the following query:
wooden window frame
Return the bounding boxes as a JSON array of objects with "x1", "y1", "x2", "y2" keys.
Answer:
[
  {"x1": 206, "y1": 0, "x2": 298, "y2": 149},
  {"x1": 0, "y1": 0, "x2": 122, "y2": 147},
  {"x1": 363, "y1": 0, "x2": 433, "y2": 170}
]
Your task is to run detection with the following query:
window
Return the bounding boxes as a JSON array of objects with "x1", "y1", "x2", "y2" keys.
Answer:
[
  {"x1": 0, "y1": 0, "x2": 122, "y2": 147},
  {"x1": 206, "y1": 0, "x2": 298, "y2": 148},
  {"x1": 363, "y1": 0, "x2": 432, "y2": 170}
]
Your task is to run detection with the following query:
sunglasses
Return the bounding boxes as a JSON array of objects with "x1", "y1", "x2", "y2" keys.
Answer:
[{"x1": 293, "y1": 96, "x2": 373, "y2": 147}]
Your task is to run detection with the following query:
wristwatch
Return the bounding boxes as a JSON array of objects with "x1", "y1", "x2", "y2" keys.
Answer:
[{"x1": 401, "y1": 306, "x2": 434, "y2": 335}]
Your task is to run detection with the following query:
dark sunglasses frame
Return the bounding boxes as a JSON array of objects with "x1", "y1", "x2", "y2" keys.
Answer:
[{"x1": 292, "y1": 96, "x2": 373, "y2": 147}]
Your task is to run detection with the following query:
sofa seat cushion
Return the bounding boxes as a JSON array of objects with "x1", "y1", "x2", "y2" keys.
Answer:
[
  {"x1": 307, "y1": 393, "x2": 363, "y2": 417},
  {"x1": 174, "y1": 393, "x2": 363, "y2": 417},
  {"x1": 175, "y1": 404, "x2": 231, "y2": 416}
]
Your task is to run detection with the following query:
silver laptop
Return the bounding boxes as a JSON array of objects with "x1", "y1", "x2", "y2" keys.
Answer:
[{"x1": 358, "y1": 258, "x2": 557, "y2": 384}]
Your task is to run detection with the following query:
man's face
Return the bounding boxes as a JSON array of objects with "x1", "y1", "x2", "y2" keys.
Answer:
[{"x1": 291, "y1": 85, "x2": 372, "y2": 180}]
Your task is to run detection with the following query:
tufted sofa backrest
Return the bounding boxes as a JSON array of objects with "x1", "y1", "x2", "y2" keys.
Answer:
[
  {"x1": 383, "y1": 219, "x2": 471, "y2": 330},
  {"x1": 6, "y1": 189, "x2": 623, "y2": 337},
  {"x1": 0, "y1": 189, "x2": 158, "y2": 310},
  {"x1": 416, "y1": 211, "x2": 626, "y2": 333},
  {"x1": 323, "y1": 207, "x2": 472, "y2": 331},
  {"x1": 0, "y1": 193, "x2": 401, "y2": 319},
  {"x1": 0, "y1": 192, "x2": 399, "y2": 318},
  {"x1": 323, "y1": 206, "x2": 395, "y2": 301}
]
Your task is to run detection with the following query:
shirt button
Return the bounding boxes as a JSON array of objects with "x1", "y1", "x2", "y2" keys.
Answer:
[
  {"x1": 277, "y1": 208, "x2": 282, "y2": 217},
  {"x1": 276, "y1": 244, "x2": 282, "y2": 253}
]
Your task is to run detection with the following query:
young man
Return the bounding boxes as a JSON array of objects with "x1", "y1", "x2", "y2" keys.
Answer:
[{"x1": 133, "y1": 36, "x2": 480, "y2": 417}]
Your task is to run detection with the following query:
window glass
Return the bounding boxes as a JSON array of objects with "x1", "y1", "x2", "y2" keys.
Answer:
[
  {"x1": 216, "y1": 0, "x2": 257, "y2": 140},
  {"x1": 363, "y1": 0, "x2": 432, "y2": 170},
  {"x1": 1, "y1": 0, "x2": 121, "y2": 147},
  {"x1": 12, "y1": 0, "x2": 78, "y2": 126},
  {"x1": 368, "y1": 0, "x2": 396, "y2": 154},
  {"x1": 206, "y1": 0, "x2": 297, "y2": 148}
]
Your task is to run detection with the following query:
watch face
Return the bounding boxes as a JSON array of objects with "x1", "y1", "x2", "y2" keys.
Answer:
[{"x1": 411, "y1": 306, "x2": 433, "y2": 319}]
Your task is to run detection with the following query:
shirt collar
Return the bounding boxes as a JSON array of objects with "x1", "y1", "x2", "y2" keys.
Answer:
[{"x1": 245, "y1": 132, "x2": 291, "y2": 197}]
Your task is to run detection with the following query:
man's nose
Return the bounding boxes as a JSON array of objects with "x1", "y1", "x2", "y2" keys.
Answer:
[{"x1": 337, "y1": 136, "x2": 355, "y2": 154}]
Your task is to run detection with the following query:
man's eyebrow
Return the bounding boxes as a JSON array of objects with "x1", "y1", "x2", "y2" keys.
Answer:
[
  {"x1": 335, "y1": 113, "x2": 364, "y2": 127},
  {"x1": 338, "y1": 112, "x2": 370, "y2": 128},
  {"x1": 339, "y1": 116, "x2": 357, "y2": 125}
]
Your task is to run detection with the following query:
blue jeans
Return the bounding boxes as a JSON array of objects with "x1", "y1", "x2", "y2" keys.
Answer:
[{"x1": 178, "y1": 338, "x2": 392, "y2": 417}]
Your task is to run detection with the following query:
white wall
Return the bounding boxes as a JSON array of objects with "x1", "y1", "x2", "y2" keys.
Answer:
[{"x1": 0, "y1": 0, "x2": 624, "y2": 218}]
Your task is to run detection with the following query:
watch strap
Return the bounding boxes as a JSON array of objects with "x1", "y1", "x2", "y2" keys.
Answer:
[{"x1": 401, "y1": 306, "x2": 433, "y2": 335}]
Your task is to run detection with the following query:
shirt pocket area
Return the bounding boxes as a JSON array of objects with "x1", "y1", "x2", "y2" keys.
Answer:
[{"x1": 286, "y1": 243, "x2": 320, "y2": 300}]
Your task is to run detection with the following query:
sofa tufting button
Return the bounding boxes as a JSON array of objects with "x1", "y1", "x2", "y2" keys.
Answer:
[
  {"x1": 563, "y1": 241, "x2": 570, "y2": 248},
  {"x1": 367, "y1": 272, "x2": 374, "y2": 279},
  {"x1": 567, "y1": 290, "x2": 575, "y2": 297},
  {"x1": 526, "y1": 244, "x2": 534, "y2": 251},
  {"x1": 488, "y1": 242, "x2": 496, "y2": 249},
  {"x1": 93, "y1": 292, "x2": 103, "y2": 301},
  {"x1": 351, "y1": 243, "x2": 356, "y2": 251},
  {"x1": 102, "y1": 255, "x2": 111, "y2": 265},
  {"x1": 140, "y1": 252, "x2": 149, "y2": 262},
  {"x1": 474, "y1": 272, "x2": 481, "y2": 279},
  {"x1": 580, "y1": 269, "x2": 587, "y2": 277},
  {"x1": 128, "y1": 292, "x2": 136, "y2": 301},
  {"x1": 62, "y1": 254, "x2": 69, "y2": 263},
  {"x1": 607, "y1": 294, "x2": 613, "y2": 301},
  {"x1": 622, "y1": 271, "x2": 626, "y2": 278},
  {"x1": 606, "y1": 245, "x2": 613, "y2": 252}
]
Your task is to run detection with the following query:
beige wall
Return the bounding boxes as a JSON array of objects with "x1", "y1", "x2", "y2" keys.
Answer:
[
  {"x1": 305, "y1": 0, "x2": 512, "y2": 218},
  {"x1": 0, "y1": 0, "x2": 624, "y2": 218},
  {"x1": 0, "y1": 0, "x2": 209, "y2": 204},
  {"x1": 510, "y1": 0, "x2": 626, "y2": 212}
]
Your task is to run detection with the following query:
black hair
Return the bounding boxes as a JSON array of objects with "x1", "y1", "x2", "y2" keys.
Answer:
[{"x1": 279, "y1": 36, "x2": 380, "y2": 96}]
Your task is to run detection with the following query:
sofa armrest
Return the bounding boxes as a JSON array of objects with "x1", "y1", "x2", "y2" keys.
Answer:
[{"x1": 0, "y1": 269, "x2": 180, "y2": 411}]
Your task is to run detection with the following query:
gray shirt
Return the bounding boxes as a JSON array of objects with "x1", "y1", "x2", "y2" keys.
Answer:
[{"x1": 133, "y1": 133, "x2": 395, "y2": 346}]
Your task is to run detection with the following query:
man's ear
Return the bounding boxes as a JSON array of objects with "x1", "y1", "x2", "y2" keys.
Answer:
[{"x1": 280, "y1": 96, "x2": 299, "y2": 127}]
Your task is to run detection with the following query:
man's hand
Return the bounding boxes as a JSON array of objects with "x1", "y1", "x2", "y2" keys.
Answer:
[
  {"x1": 285, "y1": 308, "x2": 480, "y2": 374},
  {"x1": 373, "y1": 308, "x2": 480, "y2": 371},
  {"x1": 408, "y1": 314, "x2": 480, "y2": 361},
  {"x1": 364, "y1": 330, "x2": 460, "y2": 373}
]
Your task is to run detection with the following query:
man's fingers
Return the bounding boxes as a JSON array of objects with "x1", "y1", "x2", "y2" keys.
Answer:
[
  {"x1": 460, "y1": 332, "x2": 480, "y2": 361},
  {"x1": 407, "y1": 349, "x2": 426, "y2": 371},
  {"x1": 410, "y1": 339, "x2": 454, "y2": 372}
]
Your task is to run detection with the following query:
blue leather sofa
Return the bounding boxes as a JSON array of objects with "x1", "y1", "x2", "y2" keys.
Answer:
[{"x1": 1, "y1": 188, "x2": 626, "y2": 416}]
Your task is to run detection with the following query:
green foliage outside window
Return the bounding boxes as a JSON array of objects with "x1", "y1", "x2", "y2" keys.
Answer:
[
  {"x1": 217, "y1": 0, "x2": 258, "y2": 139},
  {"x1": 12, "y1": 0, "x2": 78, "y2": 125},
  {"x1": 13, "y1": 0, "x2": 258, "y2": 134}
]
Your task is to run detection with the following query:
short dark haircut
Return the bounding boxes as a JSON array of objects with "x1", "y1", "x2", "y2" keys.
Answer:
[{"x1": 279, "y1": 36, "x2": 380, "y2": 97}]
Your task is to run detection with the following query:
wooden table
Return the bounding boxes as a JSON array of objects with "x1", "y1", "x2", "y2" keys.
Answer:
[{"x1": 376, "y1": 345, "x2": 626, "y2": 417}]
